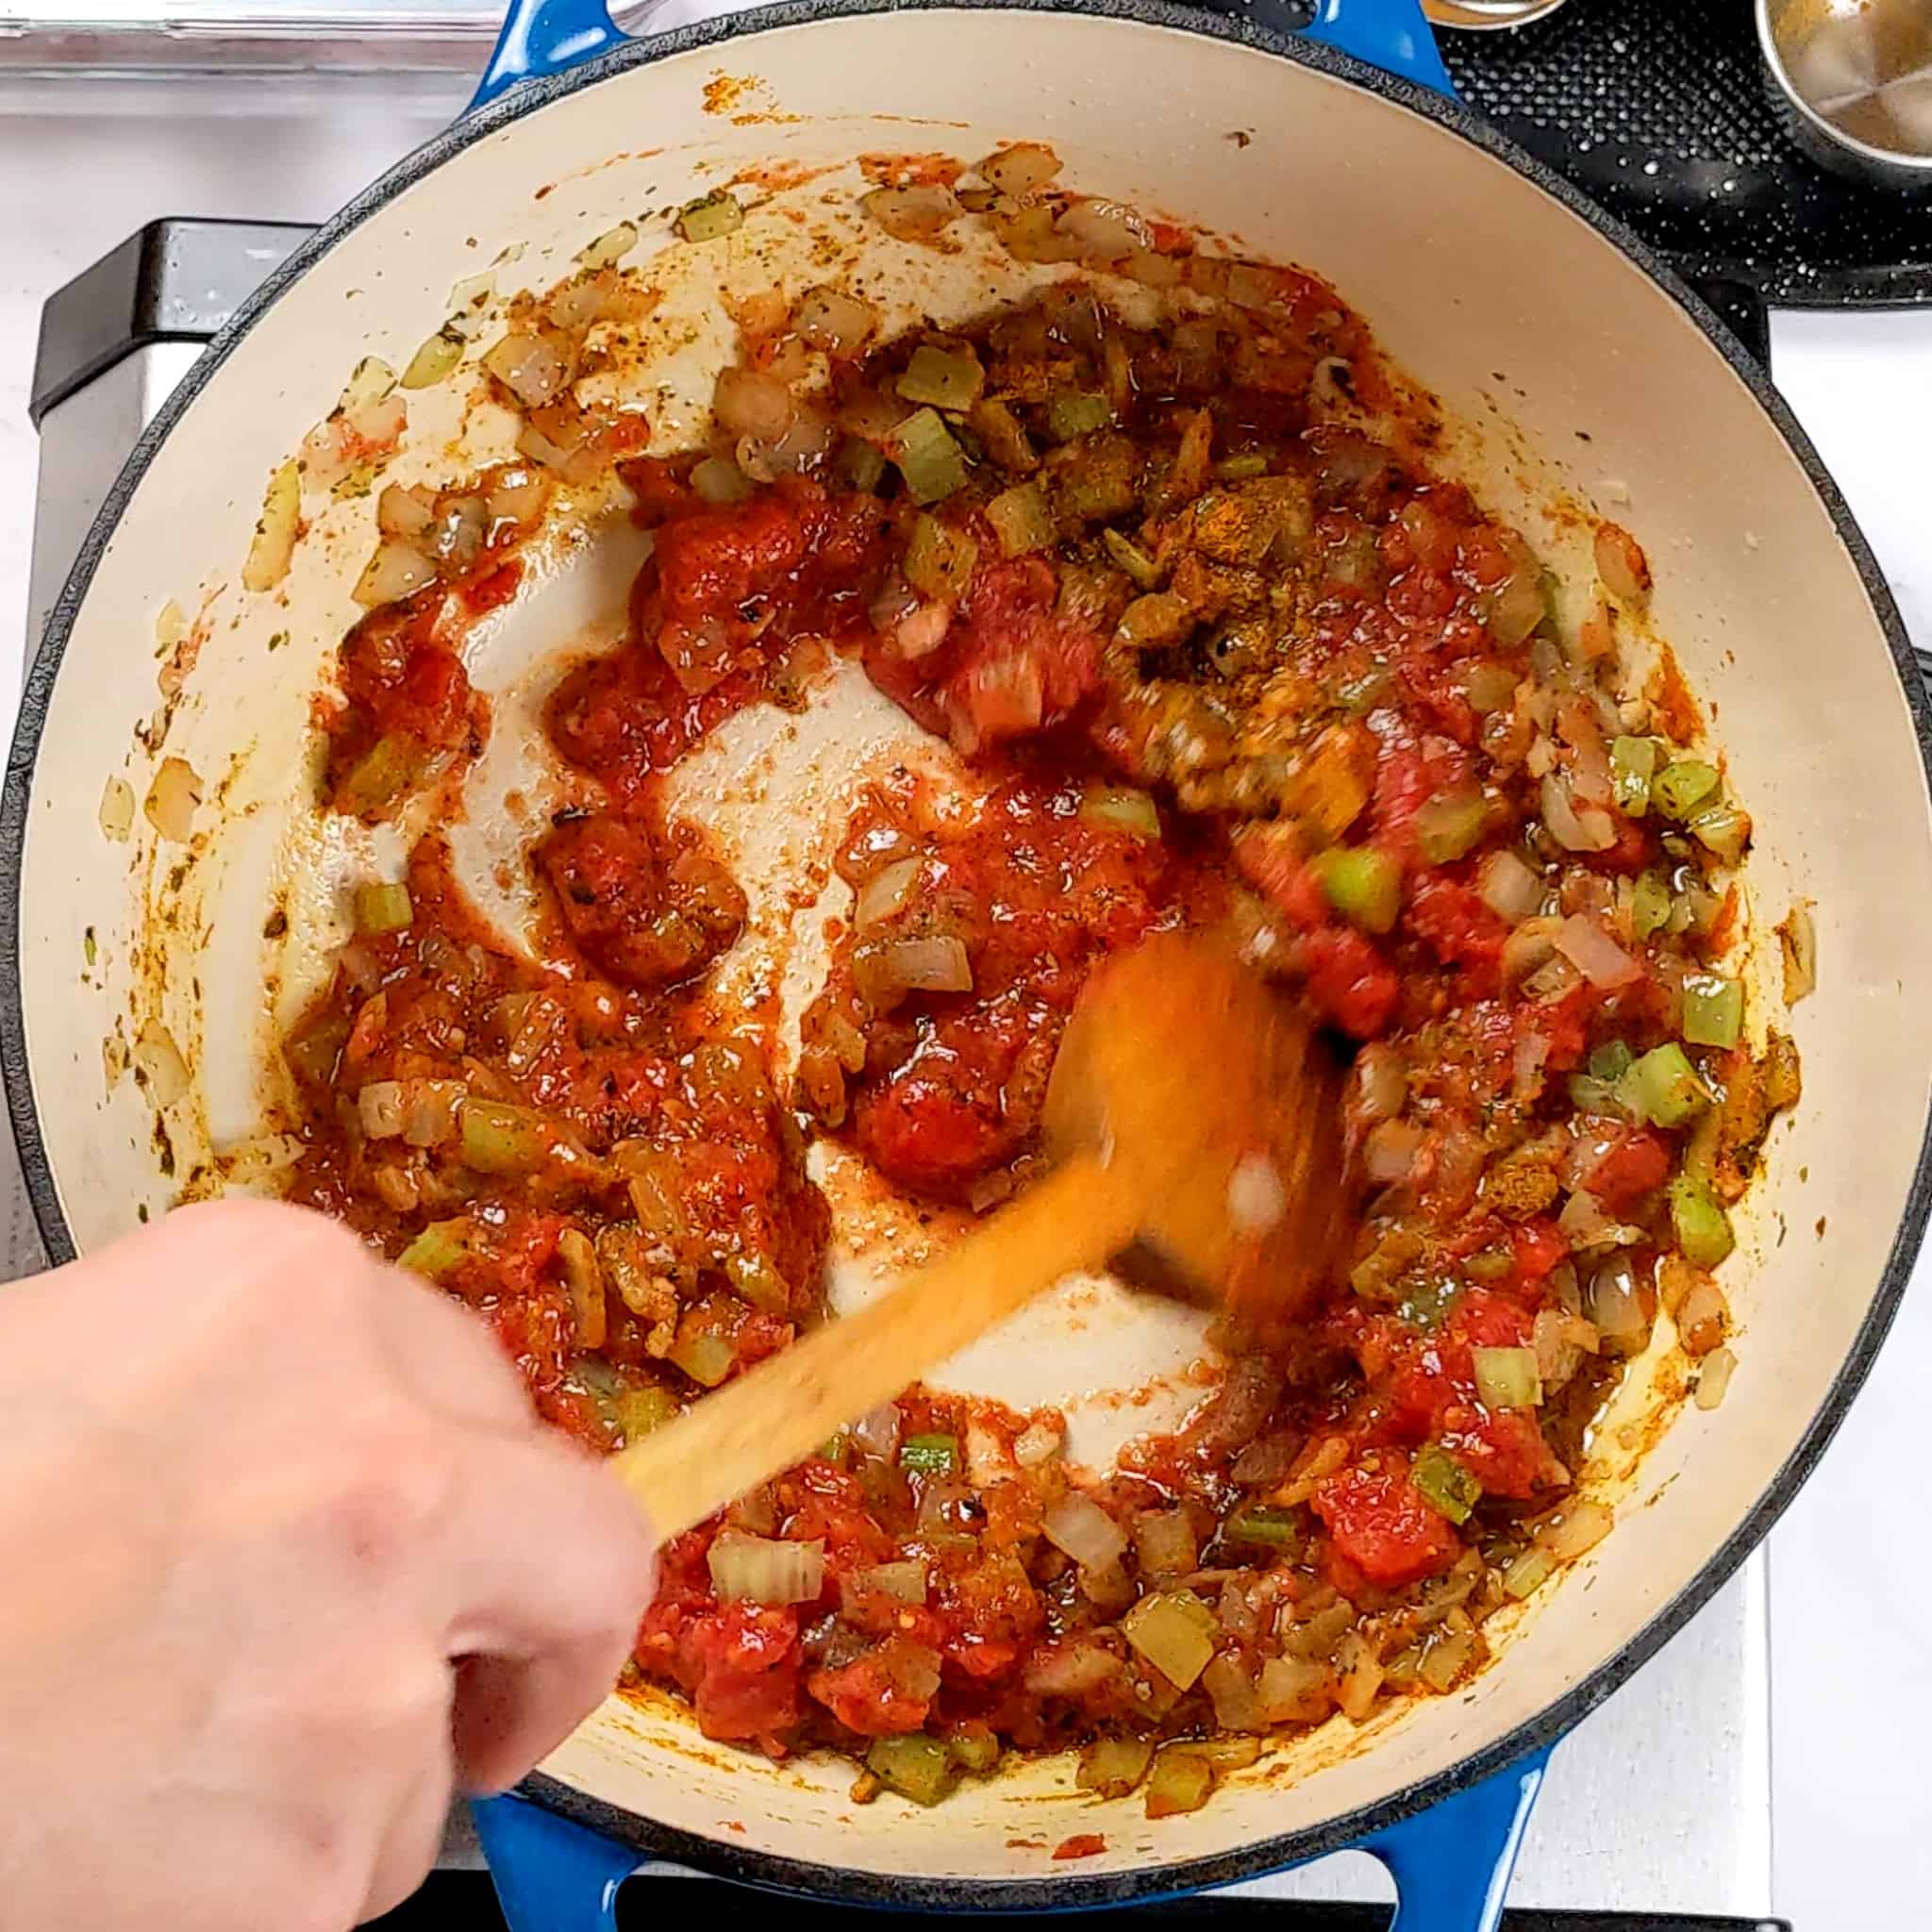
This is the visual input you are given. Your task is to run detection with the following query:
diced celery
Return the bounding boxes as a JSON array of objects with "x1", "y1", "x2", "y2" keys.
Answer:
[
  {"x1": 833, "y1": 436, "x2": 887, "y2": 493},
  {"x1": 338, "y1": 734, "x2": 423, "y2": 820},
  {"x1": 903, "y1": 514, "x2": 979, "y2": 601},
  {"x1": 1590, "y1": 1040, "x2": 1635, "y2": 1082},
  {"x1": 1414, "y1": 791, "x2": 1489, "y2": 864},
  {"x1": 1044, "y1": 388, "x2": 1111, "y2": 441},
  {"x1": 1313, "y1": 845, "x2": 1402, "y2": 935},
  {"x1": 1616, "y1": 1041, "x2": 1707, "y2": 1127},
  {"x1": 1463, "y1": 661, "x2": 1520, "y2": 714},
  {"x1": 1670, "y1": 1175, "x2": 1735, "y2": 1268},
  {"x1": 1144, "y1": 1747, "x2": 1215, "y2": 1819},
  {"x1": 1473, "y1": 1345, "x2": 1541, "y2": 1409},
  {"x1": 1631, "y1": 869, "x2": 1673, "y2": 941},
  {"x1": 1077, "y1": 1735, "x2": 1154, "y2": 1798},
  {"x1": 1224, "y1": 1504, "x2": 1301, "y2": 1551},
  {"x1": 889, "y1": 408, "x2": 968, "y2": 505},
  {"x1": 1411, "y1": 1445, "x2": 1481, "y2": 1524},
  {"x1": 675, "y1": 190, "x2": 744, "y2": 242},
  {"x1": 946, "y1": 1724, "x2": 1001, "y2": 1773},
  {"x1": 1689, "y1": 801, "x2": 1751, "y2": 863},
  {"x1": 616, "y1": 1384, "x2": 679, "y2": 1442},
  {"x1": 1212, "y1": 452, "x2": 1272, "y2": 481},
  {"x1": 896, "y1": 343, "x2": 985, "y2": 411},
  {"x1": 1651, "y1": 758, "x2": 1720, "y2": 820},
  {"x1": 354, "y1": 880, "x2": 414, "y2": 935},
  {"x1": 1102, "y1": 527, "x2": 1161, "y2": 590},
  {"x1": 1566, "y1": 1073, "x2": 1625, "y2": 1116},
  {"x1": 690, "y1": 457, "x2": 753, "y2": 504},
  {"x1": 397, "y1": 1218, "x2": 471, "y2": 1281},
  {"x1": 1681, "y1": 973, "x2": 1743, "y2": 1049},
  {"x1": 1079, "y1": 786, "x2": 1161, "y2": 840},
  {"x1": 866, "y1": 1735, "x2": 956, "y2": 1807},
  {"x1": 985, "y1": 482, "x2": 1054, "y2": 558},
  {"x1": 1503, "y1": 1547, "x2": 1556, "y2": 1600},
  {"x1": 459, "y1": 1098, "x2": 549, "y2": 1174},
  {"x1": 724, "y1": 1252, "x2": 790, "y2": 1316},
  {"x1": 670, "y1": 1326, "x2": 736, "y2": 1389},
  {"x1": 900, "y1": 1432, "x2": 959, "y2": 1474},
  {"x1": 1610, "y1": 736, "x2": 1657, "y2": 814}
]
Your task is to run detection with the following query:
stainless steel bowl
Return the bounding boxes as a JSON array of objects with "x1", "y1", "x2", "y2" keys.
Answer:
[{"x1": 1757, "y1": 0, "x2": 1932, "y2": 191}]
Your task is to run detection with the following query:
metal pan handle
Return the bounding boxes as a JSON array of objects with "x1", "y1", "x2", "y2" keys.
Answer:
[
  {"x1": 468, "y1": 3, "x2": 1531, "y2": 1928},
  {"x1": 468, "y1": 0, "x2": 1457, "y2": 110}
]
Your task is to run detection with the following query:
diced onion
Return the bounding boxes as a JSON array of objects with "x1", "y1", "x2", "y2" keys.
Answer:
[
  {"x1": 1122, "y1": 1591, "x2": 1216, "y2": 1690},
  {"x1": 1585, "y1": 1255, "x2": 1650, "y2": 1353},
  {"x1": 714, "y1": 364, "x2": 796, "y2": 441},
  {"x1": 484, "y1": 330, "x2": 569, "y2": 409},
  {"x1": 1055, "y1": 199, "x2": 1147, "y2": 266},
  {"x1": 1536, "y1": 1499, "x2": 1614, "y2": 1562},
  {"x1": 358, "y1": 1081, "x2": 406, "y2": 1139},
  {"x1": 1552, "y1": 914, "x2": 1641, "y2": 990},
  {"x1": 1201, "y1": 1654, "x2": 1262, "y2": 1732},
  {"x1": 861, "y1": 183, "x2": 960, "y2": 242},
  {"x1": 856, "y1": 856, "x2": 922, "y2": 930},
  {"x1": 1779, "y1": 900, "x2": 1817, "y2": 1006},
  {"x1": 882, "y1": 935, "x2": 973, "y2": 993},
  {"x1": 1364, "y1": 1119, "x2": 1424, "y2": 1188},
  {"x1": 99, "y1": 774, "x2": 136, "y2": 842},
  {"x1": 144, "y1": 757, "x2": 203, "y2": 842},
  {"x1": 242, "y1": 459, "x2": 300, "y2": 592},
  {"x1": 891, "y1": 600, "x2": 953, "y2": 661},
  {"x1": 133, "y1": 1019, "x2": 191, "y2": 1108},
  {"x1": 1013, "y1": 1417, "x2": 1064, "y2": 1467},
  {"x1": 708, "y1": 1532, "x2": 825, "y2": 1605},
  {"x1": 854, "y1": 1559, "x2": 927, "y2": 1605},
  {"x1": 1226, "y1": 1153, "x2": 1286, "y2": 1235},
  {"x1": 981, "y1": 142, "x2": 1061, "y2": 196},
  {"x1": 1594, "y1": 522, "x2": 1652, "y2": 606},
  {"x1": 1478, "y1": 849, "x2": 1544, "y2": 924},
  {"x1": 1351, "y1": 1041, "x2": 1408, "y2": 1124},
  {"x1": 1255, "y1": 1654, "x2": 1334, "y2": 1724},
  {"x1": 1512, "y1": 1031, "x2": 1550, "y2": 1104},
  {"x1": 1560, "y1": 1189, "x2": 1645, "y2": 1255},
  {"x1": 402, "y1": 1081, "x2": 464, "y2": 1149},
  {"x1": 1042, "y1": 1492, "x2": 1127, "y2": 1572},
  {"x1": 485, "y1": 470, "x2": 548, "y2": 529},
  {"x1": 792, "y1": 284, "x2": 878, "y2": 356},
  {"x1": 1541, "y1": 773, "x2": 1616, "y2": 852},
  {"x1": 1696, "y1": 1346, "x2": 1738, "y2": 1411},
  {"x1": 339, "y1": 356, "x2": 396, "y2": 415},
  {"x1": 353, "y1": 539, "x2": 438, "y2": 609},
  {"x1": 852, "y1": 1404, "x2": 903, "y2": 1458},
  {"x1": 1532, "y1": 1307, "x2": 1598, "y2": 1391},
  {"x1": 1025, "y1": 1640, "x2": 1121, "y2": 1698},
  {"x1": 376, "y1": 483, "x2": 436, "y2": 538}
]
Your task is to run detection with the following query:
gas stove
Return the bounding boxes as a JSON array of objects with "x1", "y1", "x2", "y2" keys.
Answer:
[{"x1": 8, "y1": 53, "x2": 1930, "y2": 1931}]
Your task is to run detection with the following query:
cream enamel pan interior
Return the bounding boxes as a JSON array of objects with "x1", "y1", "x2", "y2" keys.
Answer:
[{"x1": 8, "y1": 0, "x2": 1931, "y2": 1904}]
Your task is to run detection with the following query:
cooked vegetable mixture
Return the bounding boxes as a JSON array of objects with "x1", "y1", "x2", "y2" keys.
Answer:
[{"x1": 279, "y1": 151, "x2": 1796, "y2": 1815}]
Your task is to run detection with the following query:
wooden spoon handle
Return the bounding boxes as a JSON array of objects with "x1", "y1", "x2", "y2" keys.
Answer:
[{"x1": 613, "y1": 1150, "x2": 1139, "y2": 1539}]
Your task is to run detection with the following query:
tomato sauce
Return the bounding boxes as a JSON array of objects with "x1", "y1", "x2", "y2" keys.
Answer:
[{"x1": 279, "y1": 249, "x2": 1794, "y2": 1806}]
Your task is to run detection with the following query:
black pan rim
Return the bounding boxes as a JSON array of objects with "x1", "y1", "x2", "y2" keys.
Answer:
[{"x1": 5, "y1": 0, "x2": 1928, "y2": 1908}]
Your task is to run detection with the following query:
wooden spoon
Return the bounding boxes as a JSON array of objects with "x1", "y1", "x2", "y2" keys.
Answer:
[{"x1": 614, "y1": 930, "x2": 1349, "y2": 1539}]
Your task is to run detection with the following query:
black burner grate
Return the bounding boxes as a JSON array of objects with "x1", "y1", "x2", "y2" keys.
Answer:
[{"x1": 1441, "y1": 0, "x2": 1932, "y2": 306}]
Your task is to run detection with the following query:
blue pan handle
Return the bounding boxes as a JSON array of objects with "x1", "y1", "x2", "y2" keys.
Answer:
[
  {"x1": 473, "y1": 1745, "x2": 1548, "y2": 1930},
  {"x1": 473, "y1": 0, "x2": 1480, "y2": 1924},
  {"x1": 470, "y1": 0, "x2": 1456, "y2": 110}
]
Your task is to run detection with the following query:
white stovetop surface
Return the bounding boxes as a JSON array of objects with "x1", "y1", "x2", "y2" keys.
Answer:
[{"x1": 0, "y1": 60, "x2": 1926, "y2": 1931}]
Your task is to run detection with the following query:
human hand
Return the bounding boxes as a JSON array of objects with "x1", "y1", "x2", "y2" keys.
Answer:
[{"x1": 0, "y1": 1198, "x2": 654, "y2": 1931}]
